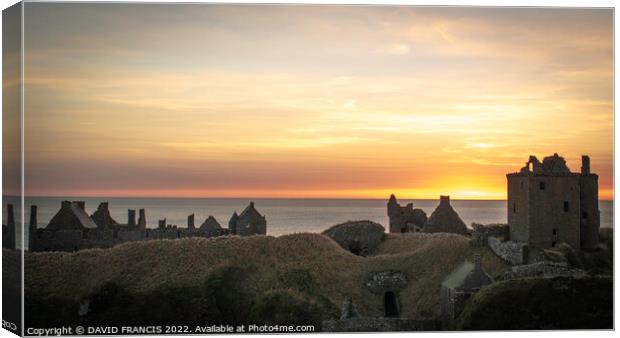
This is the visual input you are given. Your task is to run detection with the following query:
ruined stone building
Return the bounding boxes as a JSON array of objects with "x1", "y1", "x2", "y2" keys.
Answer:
[
  {"x1": 47, "y1": 201, "x2": 98, "y2": 231},
  {"x1": 387, "y1": 195, "x2": 468, "y2": 235},
  {"x1": 440, "y1": 255, "x2": 493, "y2": 329},
  {"x1": 200, "y1": 216, "x2": 225, "y2": 237},
  {"x1": 90, "y1": 202, "x2": 119, "y2": 229},
  {"x1": 507, "y1": 154, "x2": 600, "y2": 250},
  {"x1": 27, "y1": 200, "x2": 267, "y2": 252},
  {"x1": 229, "y1": 201, "x2": 267, "y2": 236},
  {"x1": 424, "y1": 196, "x2": 468, "y2": 235},
  {"x1": 387, "y1": 195, "x2": 427, "y2": 233}
]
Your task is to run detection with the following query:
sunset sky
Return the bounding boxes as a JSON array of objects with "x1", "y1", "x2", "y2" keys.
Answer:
[{"x1": 19, "y1": 4, "x2": 613, "y2": 199}]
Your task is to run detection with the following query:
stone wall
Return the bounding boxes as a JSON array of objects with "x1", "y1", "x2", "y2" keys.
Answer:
[
  {"x1": 29, "y1": 227, "x2": 230, "y2": 252},
  {"x1": 364, "y1": 271, "x2": 408, "y2": 294},
  {"x1": 528, "y1": 175, "x2": 581, "y2": 249},
  {"x1": 507, "y1": 174, "x2": 530, "y2": 243},
  {"x1": 503, "y1": 261, "x2": 587, "y2": 280},
  {"x1": 579, "y1": 172, "x2": 600, "y2": 249},
  {"x1": 470, "y1": 223, "x2": 509, "y2": 247},
  {"x1": 3, "y1": 224, "x2": 16, "y2": 250},
  {"x1": 440, "y1": 287, "x2": 472, "y2": 330}
]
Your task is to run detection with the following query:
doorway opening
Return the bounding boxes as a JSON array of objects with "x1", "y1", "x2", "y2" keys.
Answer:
[{"x1": 384, "y1": 291, "x2": 399, "y2": 317}]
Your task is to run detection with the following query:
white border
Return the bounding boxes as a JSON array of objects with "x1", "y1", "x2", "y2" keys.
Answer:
[{"x1": 0, "y1": 1, "x2": 616, "y2": 338}]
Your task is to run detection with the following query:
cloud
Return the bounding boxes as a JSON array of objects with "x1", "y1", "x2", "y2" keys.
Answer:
[
  {"x1": 382, "y1": 43, "x2": 410, "y2": 55},
  {"x1": 21, "y1": 4, "x2": 613, "y2": 198}
]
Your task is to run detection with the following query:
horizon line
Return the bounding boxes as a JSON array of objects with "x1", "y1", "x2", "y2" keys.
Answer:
[{"x1": 3, "y1": 194, "x2": 615, "y2": 202}]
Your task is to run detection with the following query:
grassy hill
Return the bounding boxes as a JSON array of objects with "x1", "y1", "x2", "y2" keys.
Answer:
[{"x1": 19, "y1": 232, "x2": 509, "y2": 328}]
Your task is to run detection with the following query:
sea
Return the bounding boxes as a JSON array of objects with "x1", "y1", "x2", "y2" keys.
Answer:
[{"x1": 4, "y1": 197, "x2": 614, "y2": 236}]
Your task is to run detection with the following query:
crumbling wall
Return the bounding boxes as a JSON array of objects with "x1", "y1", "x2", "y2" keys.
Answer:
[
  {"x1": 365, "y1": 270, "x2": 408, "y2": 294},
  {"x1": 387, "y1": 195, "x2": 427, "y2": 233},
  {"x1": 470, "y1": 223, "x2": 509, "y2": 247},
  {"x1": 503, "y1": 261, "x2": 587, "y2": 280},
  {"x1": 487, "y1": 237, "x2": 528, "y2": 265}
]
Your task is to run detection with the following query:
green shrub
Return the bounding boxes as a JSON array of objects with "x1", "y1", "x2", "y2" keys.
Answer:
[
  {"x1": 87, "y1": 282, "x2": 134, "y2": 325},
  {"x1": 457, "y1": 276, "x2": 612, "y2": 330}
]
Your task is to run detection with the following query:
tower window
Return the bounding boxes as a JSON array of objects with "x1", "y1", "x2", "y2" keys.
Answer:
[
  {"x1": 539, "y1": 182, "x2": 546, "y2": 190},
  {"x1": 582, "y1": 212, "x2": 588, "y2": 219},
  {"x1": 513, "y1": 202, "x2": 516, "y2": 213},
  {"x1": 552, "y1": 229, "x2": 557, "y2": 235},
  {"x1": 563, "y1": 201, "x2": 569, "y2": 212},
  {"x1": 551, "y1": 241, "x2": 556, "y2": 247}
]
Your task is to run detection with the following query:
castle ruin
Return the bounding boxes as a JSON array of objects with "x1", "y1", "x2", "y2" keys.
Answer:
[
  {"x1": 507, "y1": 154, "x2": 600, "y2": 250},
  {"x1": 230, "y1": 201, "x2": 267, "y2": 236},
  {"x1": 25, "y1": 200, "x2": 268, "y2": 252},
  {"x1": 387, "y1": 194, "x2": 427, "y2": 233},
  {"x1": 387, "y1": 195, "x2": 467, "y2": 235}
]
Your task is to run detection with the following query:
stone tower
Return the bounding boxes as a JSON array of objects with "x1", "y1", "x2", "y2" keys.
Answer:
[
  {"x1": 138, "y1": 209, "x2": 146, "y2": 229},
  {"x1": 507, "y1": 154, "x2": 599, "y2": 250},
  {"x1": 578, "y1": 155, "x2": 600, "y2": 249}
]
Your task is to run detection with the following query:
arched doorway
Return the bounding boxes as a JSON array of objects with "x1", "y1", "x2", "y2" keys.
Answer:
[{"x1": 384, "y1": 291, "x2": 399, "y2": 317}]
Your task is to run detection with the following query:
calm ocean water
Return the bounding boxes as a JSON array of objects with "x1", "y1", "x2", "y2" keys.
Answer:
[{"x1": 3, "y1": 197, "x2": 614, "y2": 237}]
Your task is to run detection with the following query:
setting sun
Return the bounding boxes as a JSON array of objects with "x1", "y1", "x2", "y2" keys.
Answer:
[{"x1": 11, "y1": 4, "x2": 612, "y2": 200}]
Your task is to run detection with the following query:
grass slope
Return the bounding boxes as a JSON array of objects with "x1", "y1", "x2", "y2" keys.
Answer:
[{"x1": 20, "y1": 232, "x2": 509, "y2": 327}]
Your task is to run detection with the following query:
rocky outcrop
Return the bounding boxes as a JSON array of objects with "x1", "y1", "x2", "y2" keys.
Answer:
[{"x1": 423, "y1": 196, "x2": 468, "y2": 235}]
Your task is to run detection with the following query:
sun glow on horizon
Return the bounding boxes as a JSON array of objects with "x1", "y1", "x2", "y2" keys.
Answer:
[{"x1": 8, "y1": 5, "x2": 612, "y2": 200}]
